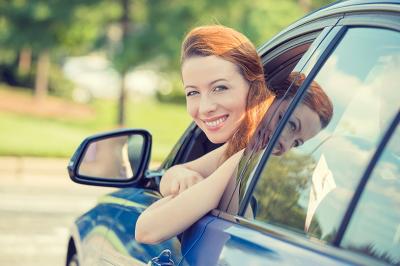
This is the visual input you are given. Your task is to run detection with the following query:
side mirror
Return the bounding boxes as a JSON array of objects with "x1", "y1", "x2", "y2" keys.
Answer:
[{"x1": 68, "y1": 129, "x2": 152, "y2": 187}]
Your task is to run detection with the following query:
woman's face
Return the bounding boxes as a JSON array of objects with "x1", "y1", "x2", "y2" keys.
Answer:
[
  {"x1": 182, "y1": 55, "x2": 249, "y2": 144},
  {"x1": 265, "y1": 99, "x2": 322, "y2": 156}
]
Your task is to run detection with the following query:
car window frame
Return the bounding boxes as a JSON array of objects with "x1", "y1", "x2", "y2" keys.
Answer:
[
  {"x1": 238, "y1": 15, "x2": 400, "y2": 220},
  {"x1": 221, "y1": 17, "x2": 400, "y2": 266},
  {"x1": 236, "y1": 24, "x2": 347, "y2": 217}
]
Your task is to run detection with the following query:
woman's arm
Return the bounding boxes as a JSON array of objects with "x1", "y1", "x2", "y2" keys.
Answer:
[
  {"x1": 135, "y1": 149, "x2": 243, "y2": 244},
  {"x1": 159, "y1": 143, "x2": 227, "y2": 196}
]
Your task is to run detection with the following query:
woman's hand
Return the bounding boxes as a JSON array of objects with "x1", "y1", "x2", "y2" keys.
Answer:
[
  {"x1": 135, "y1": 149, "x2": 244, "y2": 244},
  {"x1": 170, "y1": 168, "x2": 204, "y2": 195},
  {"x1": 160, "y1": 165, "x2": 204, "y2": 196}
]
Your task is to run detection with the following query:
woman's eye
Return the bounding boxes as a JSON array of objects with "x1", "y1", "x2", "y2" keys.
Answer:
[
  {"x1": 214, "y1": 85, "x2": 228, "y2": 92},
  {"x1": 186, "y1": 91, "x2": 198, "y2": 97},
  {"x1": 293, "y1": 140, "x2": 300, "y2": 147}
]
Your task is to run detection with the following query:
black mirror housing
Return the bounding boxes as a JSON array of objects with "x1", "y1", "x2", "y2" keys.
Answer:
[{"x1": 68, "y1": 128, "x2": 152, "y2": 187}]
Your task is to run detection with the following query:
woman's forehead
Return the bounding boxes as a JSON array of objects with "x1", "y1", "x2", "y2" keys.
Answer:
[{"x1": 182, "y1": 56, "x2": 242, "y2": 85}]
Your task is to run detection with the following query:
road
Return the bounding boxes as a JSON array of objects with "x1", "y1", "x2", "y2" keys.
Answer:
[{"x1": 0, "y1": 157, "x2": 117, "y2": 266}]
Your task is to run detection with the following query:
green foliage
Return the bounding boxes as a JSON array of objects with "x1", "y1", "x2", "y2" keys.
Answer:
[
  {"x1": 107, "y1": 0, "x2": 308, "y2": 75},
  {"x1": 253, "y1": 152, "x2": 322, "y2": 236},
  {"x1": 0, "y1": 0, "x2": 102, "y2": 54},
  {"x1": 48, "y1": 65, "x2": 74, "y2": 99},
  {"x1": 155, "y1": 72, "x2": 186, "y2": 104}
]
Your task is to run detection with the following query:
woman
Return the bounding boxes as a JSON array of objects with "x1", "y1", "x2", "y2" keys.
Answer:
[
  {"x1": 159, "y1": 25, "x2": 272, "y2": 197},
  {"x1": 135, "y1": 25, "x2": 333, "y2": 244}
]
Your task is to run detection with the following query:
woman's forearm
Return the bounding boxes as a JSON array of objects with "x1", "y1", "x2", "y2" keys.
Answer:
[{"x1": 135, "y1": 151, "x2": 243, "y2": 244}]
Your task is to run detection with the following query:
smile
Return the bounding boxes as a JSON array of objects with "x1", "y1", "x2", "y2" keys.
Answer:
[{"x1": 203, "y1": 115, "x2": 228, "y2": 128}]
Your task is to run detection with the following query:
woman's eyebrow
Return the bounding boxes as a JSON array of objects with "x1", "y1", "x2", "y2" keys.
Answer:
[
  {"x1": 209, "y1": 78, "x2": 229, "y2": 86},
  {"x1": 184, "y1": 78, "x2": 228, "y2": 90},
  {"x1": 184, "y1": 85, "x2": 197, "y2": 90}
]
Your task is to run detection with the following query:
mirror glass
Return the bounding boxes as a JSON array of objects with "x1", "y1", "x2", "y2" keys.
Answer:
[{"x1": 78, "y1": 134, "x2": 145, "y2": 180}]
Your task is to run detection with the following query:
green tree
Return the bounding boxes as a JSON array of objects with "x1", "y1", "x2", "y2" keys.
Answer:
[{"x1": 0, "y1": 0, "x2": 106, "y2": 100}]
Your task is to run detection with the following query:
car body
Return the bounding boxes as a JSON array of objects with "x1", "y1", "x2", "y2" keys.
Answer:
[{"x1": 66, "y1": 1, "x2": 400, "y2": 265}]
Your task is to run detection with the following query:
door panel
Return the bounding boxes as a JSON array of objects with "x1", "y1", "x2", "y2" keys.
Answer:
[
  {"x1": 181, "y1": 217, "x2": 353, "y2": 266},
  {"x1": 100, "y1": 188, "x2": 184, "y2": 265}
]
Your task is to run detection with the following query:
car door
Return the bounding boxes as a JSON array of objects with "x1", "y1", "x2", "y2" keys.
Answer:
[
  {"x1": 98, "y1": 188, "x2": 182, "y2": 266},
  {"x1": 96, "y1": 122, "x2": 221, "y2": 265},
  {"x1": 181, "y1": 8, "x2": 400, "y2": 266}
]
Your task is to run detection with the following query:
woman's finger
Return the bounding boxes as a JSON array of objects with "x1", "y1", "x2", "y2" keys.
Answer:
[
  {"x1": 178, "y1": 182, "x2": 187, "y2": 194},
  {"x1": 170, "y1": 180, "x2": 179, "y2": 195}
]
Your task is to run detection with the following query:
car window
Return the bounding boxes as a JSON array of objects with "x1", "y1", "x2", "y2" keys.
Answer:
[
  {"x1": 340, "y1": 123, "x2": 400, "y2": 265},
  {"x1": 217, "y1": 30, "x2": 326, "y2": 214},
  {"x1": 235, "y1": 27, "x2": 400, "y2": 241}
]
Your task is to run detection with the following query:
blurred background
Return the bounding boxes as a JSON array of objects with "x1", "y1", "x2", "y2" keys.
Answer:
[{"x1": 0, "y1": 0, "x2": 331, "y2": 265}]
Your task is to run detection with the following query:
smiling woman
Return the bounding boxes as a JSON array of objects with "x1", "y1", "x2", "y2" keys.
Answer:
[
  {"x1": 156, "y1": 25, "x2": 273, "y2": 199},
  {"x1": 134, "y1": 26, "x2": 333, "y2": 245},
  {"x1": 135, "y1": 25, "x2": 272, "y2": 244}
]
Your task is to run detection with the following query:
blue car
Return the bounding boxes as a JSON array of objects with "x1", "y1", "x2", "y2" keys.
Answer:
[{"x1": 66, "y1": 1, "x2": 400, "y2": 265}]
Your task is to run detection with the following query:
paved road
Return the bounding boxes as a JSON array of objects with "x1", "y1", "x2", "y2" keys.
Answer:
[{"x1": 0, "y1": 157, "x2": 124, "y2": 266}]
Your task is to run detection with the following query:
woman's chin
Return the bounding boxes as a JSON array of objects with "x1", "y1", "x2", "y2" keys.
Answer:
[{"x1": 205, "y1": 132, "x2": 229, "y2": 144}]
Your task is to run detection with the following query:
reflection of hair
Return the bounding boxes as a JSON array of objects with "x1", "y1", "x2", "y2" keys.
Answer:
[
  {"x1": 181, "y1": 25, "x2": 274, "y2": 159},
  {"x1": 273, "y1": 72, "x2": 333, "y2": 128},
  {"x1": 247, "y1": 72, "x2": 334, "y2": 154}
]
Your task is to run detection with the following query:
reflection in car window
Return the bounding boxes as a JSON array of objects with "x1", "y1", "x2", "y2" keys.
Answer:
[
  {"x1": 341, "y1": 125, "x2": 400, "y2": 265},
  {"x1": 238, "y1": 27, "x2": 400, "y2": 241}
]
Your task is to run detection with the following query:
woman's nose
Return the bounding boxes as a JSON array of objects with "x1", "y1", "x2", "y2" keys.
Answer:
[
  {"x1": 277, "y1": 129, "x2": 292, "y2": 155},
  {"x1": 198, "y1": 95, "x2": 217, "y2": 114}
]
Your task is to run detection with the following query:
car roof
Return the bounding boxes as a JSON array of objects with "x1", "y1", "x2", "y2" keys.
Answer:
[
  {"x1": 259, "y1": 0, "x2": 400, "y2": 54},
  {"x1": 308, "y1": 0, "x2": 400, "y2": 17},
  {"x1": 290, "y1": 0, "x2": 400, "y2": 29}
]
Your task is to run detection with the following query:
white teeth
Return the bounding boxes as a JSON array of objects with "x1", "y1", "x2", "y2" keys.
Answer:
[{"x1": 204, "y1": 116, "x2": 227, "y2": 127}]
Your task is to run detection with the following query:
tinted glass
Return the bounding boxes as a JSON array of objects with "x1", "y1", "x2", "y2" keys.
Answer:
[
  {"x1": 244, "y1": 27, "x2": 400, "y2": 240},
  {"x1": 341, "y1": 124, "x2": 400, "y2": 265}
]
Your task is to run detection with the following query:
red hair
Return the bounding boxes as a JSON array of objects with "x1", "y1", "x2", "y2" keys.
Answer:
[
  {"x1": 273, "y1": 72, "x2": 333, "y2": 128},
  {"x1": 181, "y1": 25, "x2": 273, "y2": 159}
]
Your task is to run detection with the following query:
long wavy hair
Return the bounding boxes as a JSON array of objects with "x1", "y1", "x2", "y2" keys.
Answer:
[{"x1": 181, "y1": 25, "x2": 274, "y2": 160}]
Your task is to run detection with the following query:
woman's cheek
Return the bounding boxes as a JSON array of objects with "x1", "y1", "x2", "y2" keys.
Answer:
[{"x1": 186, "y1": 101, "x2": 197, "y2": 119}]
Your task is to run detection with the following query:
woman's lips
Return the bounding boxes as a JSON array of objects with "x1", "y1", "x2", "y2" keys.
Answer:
[{"x1": 202, "y1": 115, "x2": 228, "y2": 131}]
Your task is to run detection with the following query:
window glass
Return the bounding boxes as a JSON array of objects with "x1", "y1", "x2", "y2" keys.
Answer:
[
  {"x1": 218, "y1": 31, "x2": 327, "y2": 215},
  {"x1": 244, "y1": 27, "x2": 400, "y2": 241},
  {"x1": 341, "y1": 124, "x2": 400, "y2": 265}
]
